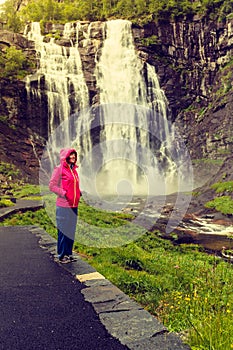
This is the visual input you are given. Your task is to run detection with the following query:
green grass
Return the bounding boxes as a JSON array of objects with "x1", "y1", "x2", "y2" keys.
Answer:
[
  {"x1": 12, "y1": 184, "x2": 41, "y2": 198},
  {"x1": 0, "y1": 208, "x2": 57, "y2": 235},
  {"x1": 205, "y1": 181, "x2": 233, "y2": 215},
  {"x1": 77, "y1": 234, "x2": 233, "y2": 350},
  {"x1": 0, "y1": 182, "x2": 42, "y2": 208},
  {"x1": 1, "y1": 204, "x2": 233, "y2": 349},
  {"x1": 0, "y1": 199, "x2": 15, "y2": 207},
  {"x1": 22, "y1": 196, "x2": 42, "y2": 200},
  {"x1": 211, "y1": 181, "x2": 233, "y2": 194},
  {"x1": 0, "y1": 163, "x2": 41, "y2": 206},
  {"x1": 192, "y1": 159, "x2": 224, "y2": 166},
  {"x1": 43, "y1": 194, "x2": 143, "y2": 248},
  {"x1": 1, "y1": 184, "x2": 42, "y2": 208},
  {"x1": 0, "y1": 161, "x2": 20, "y2": 178},
  {"x1": 205, "y1": 196, "x2": 233, "y2": 215}
]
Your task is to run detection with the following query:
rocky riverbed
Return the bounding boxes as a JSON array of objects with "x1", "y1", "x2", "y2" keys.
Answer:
[{"x1": 118, "y1": 192, "x2": 233, "y2": 258}]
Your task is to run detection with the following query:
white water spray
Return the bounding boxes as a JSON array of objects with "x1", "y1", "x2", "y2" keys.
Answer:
[{"x1": 94, "y1": 20, "x2": 178, "y2": 195}]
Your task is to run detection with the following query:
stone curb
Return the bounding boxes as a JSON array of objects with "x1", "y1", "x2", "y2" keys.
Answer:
[{"x1": 28, "y1": 225, "x2": 190, "y2": 350}]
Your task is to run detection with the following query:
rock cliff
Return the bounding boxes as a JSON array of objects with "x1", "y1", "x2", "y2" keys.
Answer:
[
  {"x1": 139, "y1": 17, "x2": 233, "y2": 186},
  {"x1": 0, "y1": 17, "x2": 232, "y2": 184}
]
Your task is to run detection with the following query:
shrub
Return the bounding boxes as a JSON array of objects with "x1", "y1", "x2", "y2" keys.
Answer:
[
  {"x1": 205, "y1": 195, "x2": 233, "y2": 215},
  {"x1": 0, "y1": 162, "x2": 20, "y2": 178},
  {"x1": 0, "y1": 46, "x2": 29, "y2": 80},
  {"x1": 211, "y1": 181, "x2": 233, "y2": 194}
]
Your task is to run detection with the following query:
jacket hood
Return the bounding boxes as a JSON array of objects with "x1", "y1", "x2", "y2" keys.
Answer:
[{"x1": 59, "y1": 148, "x2": 77, "y2": 164}]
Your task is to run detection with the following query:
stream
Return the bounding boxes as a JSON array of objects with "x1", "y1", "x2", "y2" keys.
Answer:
[{"x1": 115, "y1": 195, "x2": 233, "y2": 257}]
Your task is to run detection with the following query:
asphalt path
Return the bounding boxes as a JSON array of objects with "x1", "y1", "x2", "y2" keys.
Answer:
[{"x1": 0, "y1": 226, "x2": 128, "y2": 350}]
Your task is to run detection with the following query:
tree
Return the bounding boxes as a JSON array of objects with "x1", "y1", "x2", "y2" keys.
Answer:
[
  {"x1": 116, "y1": 0, "x2": 135, "y2": 17},
  {"x1": 1, "y1": 0, "x2": 22, "y2": 32},
  {"x1": 61, "y1": 2, "x2": 82, "y2": 21},
  {"x1": 135, "y1": 0, "x2": 148, "y2": 16},
  {"x1": 1, "y1": 46, "x2": 28, "y2": 79},
  {"x1": 148, "y1": 0, "x2": 164, "y2": 18},
  {"x1": 1, "y1": 0, "x2": 231, "y2": 31},
  {"x1": 20, "y1": 0, "x2": 63, "y2": 22},
  {"x1": 98, "y1": 0, "x2": 118, "y2": 18}
]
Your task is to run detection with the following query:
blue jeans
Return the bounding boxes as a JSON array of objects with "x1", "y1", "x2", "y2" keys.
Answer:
[{"x1": 56, "y1": 206, "x2": 78, "y2": 259}]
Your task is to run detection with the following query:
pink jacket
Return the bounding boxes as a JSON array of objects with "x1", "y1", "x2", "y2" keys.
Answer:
[{"x1": 49, "y1": 148, "x2": 81, "y2": 208}]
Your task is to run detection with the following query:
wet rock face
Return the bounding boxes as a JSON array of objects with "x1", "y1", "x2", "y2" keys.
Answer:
[
  {"x1": 0, "y1": 30, "x2": 29, "y2": 49},
  {"x1": 133, "y1": 18, "x2": 233, "y2": 176},
  {"x1": 0, "y1": 117, "x2": 45, "y2": 183},
  {"x1": 134, "y1": 18, "x2": 233, "y2": 117},
  {"x1": 175, "y1": 60, "x2": 233, "y2": 184}
]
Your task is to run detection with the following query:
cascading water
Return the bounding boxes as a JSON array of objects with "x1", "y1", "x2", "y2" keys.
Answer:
[
  {"x1": 93, "y1": 19, "x2": 179, "y2": 196},
  {"x1": 26, "y1": 19, "x2": 191, "y2": 199},
  {"x1": 25, "y1": 22, "x2": 89, "y2": 150}
]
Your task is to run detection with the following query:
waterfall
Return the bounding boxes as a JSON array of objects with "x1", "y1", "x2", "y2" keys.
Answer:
[
  {"x1": 25, "y1": 19, "x2": 194, "y2": 247},
  {"x1": 25, "y1": 22, "x2": 89, "y2": 147},
  {"x1": 26, "y1": 20, "x2": 190, "y2": 198},
  {"x1": 93, "y1": 19, "x2": 178, "y2": 196}
]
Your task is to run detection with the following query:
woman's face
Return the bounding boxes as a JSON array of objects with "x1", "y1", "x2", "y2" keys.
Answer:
[{"x1": 67, "y1": 152, "x2": 76, "y2": 164}]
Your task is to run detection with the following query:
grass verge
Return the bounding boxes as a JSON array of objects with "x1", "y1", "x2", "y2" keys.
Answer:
[{"x1": 205, "y1": 181, "x2": 233, "y2": 215}]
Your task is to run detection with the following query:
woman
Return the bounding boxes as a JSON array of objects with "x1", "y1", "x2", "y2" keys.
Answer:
[{"x1": 49, "y1": 148, "x2": 81, "y2": 263}]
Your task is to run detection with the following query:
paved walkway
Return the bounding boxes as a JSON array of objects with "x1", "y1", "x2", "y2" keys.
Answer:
[
  {"x1": 0, "y1": 226, "x2": 129, "y2": 350},
  {"x1": 0, "y1": 199, "x2": 44, "y2": 219},
  {"x1": 0, "y1": 202, "x2": 190, "y2": 349}
]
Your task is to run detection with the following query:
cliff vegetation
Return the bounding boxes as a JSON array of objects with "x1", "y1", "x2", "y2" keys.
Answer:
[
  {"x1": 1, "y1": 0, "x2": 233, "y2": 32},
  {"x1": 0, "y1": 46, "x2": 30, "y2": 79}
]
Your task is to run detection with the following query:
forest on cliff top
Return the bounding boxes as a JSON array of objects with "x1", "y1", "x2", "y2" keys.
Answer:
[{"x1": 1, "y1": 0, "x2": 233, "y2": 33}]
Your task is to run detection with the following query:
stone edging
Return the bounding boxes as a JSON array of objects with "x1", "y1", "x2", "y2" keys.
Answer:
[{"x1": 29, "y1": 225, "x2": 190, "y2": 350}]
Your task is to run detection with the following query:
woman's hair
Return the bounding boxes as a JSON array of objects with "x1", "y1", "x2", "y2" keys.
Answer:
[{"x1": 66, "y1": 151, "x2": 77, "y2": 163}]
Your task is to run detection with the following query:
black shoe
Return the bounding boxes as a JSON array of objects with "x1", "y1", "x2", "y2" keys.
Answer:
[
  {"x1": 59, "y1": 256, "x2": 70, "y2": 264},
  {"x1": 68, "y1": 255, "x2": 77, "y2": 262}
]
